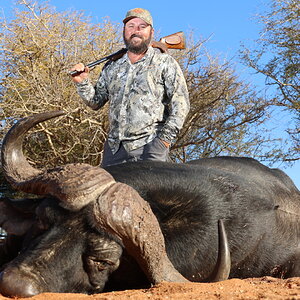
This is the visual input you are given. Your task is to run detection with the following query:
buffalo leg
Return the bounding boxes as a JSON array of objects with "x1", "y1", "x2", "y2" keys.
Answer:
[{"x1": 89, "y1": 182, "x2": 188, "y2": 284}]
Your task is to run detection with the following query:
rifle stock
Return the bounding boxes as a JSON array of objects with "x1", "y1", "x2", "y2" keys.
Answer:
[
  {"x1": 159, "y1": 31, "x2": 185, "y2": 50},
  {"x1": 70, "y1": 32, "x2": 185, "y2": 76}
]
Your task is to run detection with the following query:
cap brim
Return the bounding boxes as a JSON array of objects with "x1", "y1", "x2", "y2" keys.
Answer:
[{"x1": 123, "y1": 16, "x2": 135, "y2": 23}]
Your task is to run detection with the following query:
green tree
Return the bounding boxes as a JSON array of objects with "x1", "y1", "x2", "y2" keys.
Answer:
[{"x1": 241, "y1": 0, "x2": 300, "y2": 162}]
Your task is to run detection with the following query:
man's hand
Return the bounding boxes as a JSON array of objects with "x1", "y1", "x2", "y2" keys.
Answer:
[{"x1": 70, "y1": 63, "x2": 89, "y2": 83}]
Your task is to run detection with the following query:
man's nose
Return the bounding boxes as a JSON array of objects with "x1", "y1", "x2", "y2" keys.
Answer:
[{"x1": 133, "y1": 26, "x2": 142, "y2": 33}]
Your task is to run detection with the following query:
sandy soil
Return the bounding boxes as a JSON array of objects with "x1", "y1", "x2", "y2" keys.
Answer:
[{"x1": 0, "y1": 277, "x2": 299, "y2": 300}]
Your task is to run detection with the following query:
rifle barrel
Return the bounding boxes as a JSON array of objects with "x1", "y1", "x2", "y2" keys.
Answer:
[{"x1": 69, "y1": 48, "x2": 127, "y2": 76}]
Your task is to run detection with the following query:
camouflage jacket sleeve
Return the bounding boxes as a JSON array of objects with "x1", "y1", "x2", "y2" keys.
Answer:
[
  {"x1": 157, "y1": 57, "x2": 190, "y2": 144},
  {"x1": 75, "y1": 65, "x2": 110, "y2": 110}
]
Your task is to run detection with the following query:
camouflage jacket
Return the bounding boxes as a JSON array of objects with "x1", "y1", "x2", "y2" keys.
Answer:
[{"x1": 76, "y1": 46, "x2": 190, "y2": 154}]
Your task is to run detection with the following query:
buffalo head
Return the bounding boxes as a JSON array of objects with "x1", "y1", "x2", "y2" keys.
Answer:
[
  {"x1": 0, "y1": 111, "x2": 231, "y2": 297},
  {"x1": 0, "y1": 196, "x2": 123, "y2": 297}
]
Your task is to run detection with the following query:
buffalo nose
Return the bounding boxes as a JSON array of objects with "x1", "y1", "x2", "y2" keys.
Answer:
[{"x1": 0, "y1": 270, "x2": 40, "y2": 298}]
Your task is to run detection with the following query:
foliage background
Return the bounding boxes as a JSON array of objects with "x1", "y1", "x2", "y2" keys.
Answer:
[{"x1": 0, "y1": 0, "x2": 298, "y2": 185}]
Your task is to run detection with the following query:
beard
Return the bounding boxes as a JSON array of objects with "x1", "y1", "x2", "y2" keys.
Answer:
[{"x1": 123, "y1": 32, "x2": 153, "y2": 54}]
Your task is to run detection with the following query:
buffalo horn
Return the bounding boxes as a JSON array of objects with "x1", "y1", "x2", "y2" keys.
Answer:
[
  {"x1": 207, "y1": 219, "x2": 231, "y2": 281},
  {"x1": 1, "y1": 111, "x2": 116, "y2": 211}
]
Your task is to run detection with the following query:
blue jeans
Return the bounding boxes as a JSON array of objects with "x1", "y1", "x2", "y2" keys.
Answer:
[{"x1": 101, "y1": 138, "x2": 170, "y2": 167}]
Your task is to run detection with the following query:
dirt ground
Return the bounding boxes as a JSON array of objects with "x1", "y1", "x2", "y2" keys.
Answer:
[{"x1": 0, "y1": 277, "x2": 299, "y2": 300}]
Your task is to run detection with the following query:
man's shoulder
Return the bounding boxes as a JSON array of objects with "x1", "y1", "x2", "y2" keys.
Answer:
[
  {"x1": 150, "y1": 47, "x2": 178, "y2": 64},
  {"x1": 102, "y1": 55, "x2": 127, "y2": 73},
  {"x1": 106, "y1": 55, "x2": 126, "y2": 66}
]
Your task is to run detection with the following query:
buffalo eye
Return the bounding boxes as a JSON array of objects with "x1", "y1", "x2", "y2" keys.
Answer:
[
  {"x1": 93, "y1": 260, "x2": 114, "y2": 271},
  {"x1": 36, "y1": 216, "x2": 50, "y2": 231},
  {"x1": 87, "y1": 257, "x2": 115, "y2": 271},
  {"x1": 84, "y1": 234, "x2": 123, "y2": 275}
]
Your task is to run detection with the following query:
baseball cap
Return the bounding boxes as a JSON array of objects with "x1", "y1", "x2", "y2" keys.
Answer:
[{"x1": 123, "y1": 8, "x2": 153, "y2": 27}]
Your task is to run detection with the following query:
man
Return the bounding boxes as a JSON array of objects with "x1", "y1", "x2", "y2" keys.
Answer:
[
  {"x1": 70, "y1": 8, "x2": 189, "y2": 284},
  {"x1": 71, "y1": 8, "x2": 190, "y2": 167}
]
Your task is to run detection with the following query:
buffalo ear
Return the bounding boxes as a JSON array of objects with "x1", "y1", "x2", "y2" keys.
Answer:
[
  {"x1": 35, "y1": 197, "x2": 69, "y2": 226},
  {"x1": 0, "y1": 197, "x2": 41, "y2": 236}
]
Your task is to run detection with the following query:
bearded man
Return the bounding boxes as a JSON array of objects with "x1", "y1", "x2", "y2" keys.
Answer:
[
  {"x1": 69, "y1": 8, "x2": 189, "y2": 284},
  {"x1": 71, "y1": 8, "x2": 190, "y2": 167}
]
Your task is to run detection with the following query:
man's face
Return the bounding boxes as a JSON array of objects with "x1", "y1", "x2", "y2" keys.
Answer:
[{"x1": 123, "y1": 17, "x2": 153, "y2": 54}]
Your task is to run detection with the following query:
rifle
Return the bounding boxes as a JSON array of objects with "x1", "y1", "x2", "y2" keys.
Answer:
[{"x1": 70, "y1": 31, "x2": 185, "y2": 76}]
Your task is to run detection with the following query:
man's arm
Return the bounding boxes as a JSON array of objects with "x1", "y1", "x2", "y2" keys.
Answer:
[
  {"x1": 158, "y1": 57, "x2": 190, "y2": 146},
  {"x1": 70, "y1": 63, "x2": 109, "y2": 110}
]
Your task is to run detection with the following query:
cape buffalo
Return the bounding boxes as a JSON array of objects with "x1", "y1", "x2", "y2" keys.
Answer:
[{"x1": 0, "y1": 111, "x2": 299, "y2": 298}]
